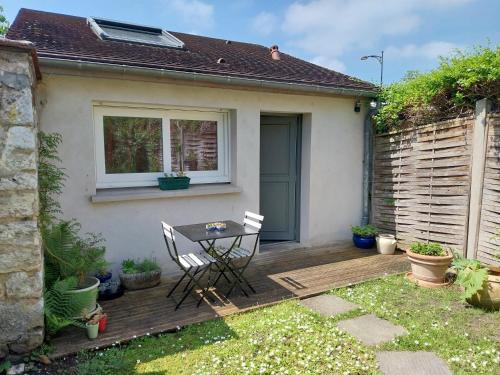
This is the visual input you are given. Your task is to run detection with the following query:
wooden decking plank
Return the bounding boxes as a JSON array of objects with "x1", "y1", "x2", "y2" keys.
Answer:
[{"x1": 48, "y1": 244, "x2": 409, "y2": 358}]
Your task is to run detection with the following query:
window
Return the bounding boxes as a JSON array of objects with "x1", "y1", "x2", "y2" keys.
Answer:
[
  {"x1": 88, "y1": 18, "x2": 184, "y2": 49},
  {"x1": 94, "y1": 106, "x2": 229, "y2": 188}
]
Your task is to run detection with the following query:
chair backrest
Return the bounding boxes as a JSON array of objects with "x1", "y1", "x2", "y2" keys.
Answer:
[
  {"x1": 243, "y1": 211, "x2": 264, "y2": 231},
  {"x1": 161, "y1": 221, "x2": 179, "y2": 261}
]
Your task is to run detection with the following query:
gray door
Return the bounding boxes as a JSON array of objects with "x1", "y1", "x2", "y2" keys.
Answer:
[{"x1": 260, "y1": 115, "x2": 300, "y2": 241}]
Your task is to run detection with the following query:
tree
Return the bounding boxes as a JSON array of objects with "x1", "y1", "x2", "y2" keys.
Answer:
[{"x1": 0, "y1": 6, "x2": 8, "y2": 36}]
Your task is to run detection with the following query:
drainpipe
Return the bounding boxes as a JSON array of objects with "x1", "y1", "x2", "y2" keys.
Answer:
[{"x1": 361, "y1": 108, "x2": 376, "y2": 225}]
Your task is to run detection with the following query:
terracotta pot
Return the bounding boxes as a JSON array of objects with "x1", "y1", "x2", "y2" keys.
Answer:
[
  {"x1": 466, "y1": 271, "x2": 500, "y2": 311},
  {"x1": 376, "y1": 234, "x2": 397, "y2": 255},
  {"x1": 407, "y1": 249, "x2": 453, "y2": 284}
]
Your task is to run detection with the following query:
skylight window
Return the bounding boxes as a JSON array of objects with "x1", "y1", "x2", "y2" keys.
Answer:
[{"x1": 88, "y1": 17, "x2": 184, "y2": 49}]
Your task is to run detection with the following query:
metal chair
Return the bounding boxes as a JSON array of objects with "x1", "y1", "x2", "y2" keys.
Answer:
[
  {"x1": 213, "y1": 211, "x2": 263, "y2": 297},
  {"x1": 161, "y1": 221, "x2": 217, "y2": 310}
]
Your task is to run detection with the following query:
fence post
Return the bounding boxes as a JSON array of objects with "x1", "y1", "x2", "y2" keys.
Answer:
[{"x1": 466, "y1": 98, "x2": 491, "y2": 259}]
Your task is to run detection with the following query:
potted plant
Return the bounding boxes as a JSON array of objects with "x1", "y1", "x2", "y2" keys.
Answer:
[
  {"x1": 120, "y1": 258, "x2": 162, "y2": 290},
  {"x1": 407, "y1": 242, "x2": 453, "y2": 286},
  {"x1": 43, "y1": 221, "x2": 108, "y2": 318},
  {"x1": 351, "y1": 225, "x2": 378, "y2": 249},
  {"x1": 158, "y1": 170, "x2": 190, "y2": 190},
  {"x1": 95, "y1": 267, "x2": 112, "y2": 283},
  {"x1": 452, "y1": 255, "x2": 499, "y2": 311}
]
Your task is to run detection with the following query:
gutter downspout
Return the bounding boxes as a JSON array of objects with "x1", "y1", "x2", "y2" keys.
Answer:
[{"x1": 361, "y1": 108, "x2": 377, "y2": 225}]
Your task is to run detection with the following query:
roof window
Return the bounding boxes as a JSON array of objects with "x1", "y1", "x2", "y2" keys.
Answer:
[{"x1": 88, "y1": 17, "x2": 184, "y2": 49}]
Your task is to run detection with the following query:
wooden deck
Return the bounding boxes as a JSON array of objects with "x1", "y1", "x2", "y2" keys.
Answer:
[{"x1": 50, "y1": 244, "x2": 409, "y2": 358}]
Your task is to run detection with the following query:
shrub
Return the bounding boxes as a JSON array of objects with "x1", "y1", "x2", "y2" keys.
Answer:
[
  {"x1": 351, "y1": 225, "x2": 378, "y2": 237},
  {"x1": 410, "y1": 242, "x2": 447, "y2": 256},
  {"x1": 121, "y1": 258, "x2": 160, "y2": 274},
  {"x1": 374, "y1": 45, "x2": 500, "y2": 133}
]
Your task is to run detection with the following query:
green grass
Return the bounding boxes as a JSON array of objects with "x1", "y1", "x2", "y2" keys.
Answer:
[{"x1": 75, "y1": 275, "x2": 499, "y2": 375}]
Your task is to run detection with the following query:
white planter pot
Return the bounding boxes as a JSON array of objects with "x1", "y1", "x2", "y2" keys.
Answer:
[{"x1": 376, "y1": 234, "x2": 397, "y2": 255}]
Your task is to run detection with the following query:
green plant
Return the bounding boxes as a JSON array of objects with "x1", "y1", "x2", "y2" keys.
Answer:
[
  {"x1": 410, "y1": 242, "x2": 447, "y2": 256},
  {"x1": 0, "y1": 360, "x2": 11, "y2": 374},
  {"x1": 0, "y1": 6, "x2": 8, "y2": 36},
  {"x1": 374, "y1": 45, "x2": 500, "y2": 133},
  {"x1": 351, "y1": 224, "x2": 378, "y2": 237},
  {"x1": 38, "y1": 132, "x2": 66, "y2": 229},
  {"x1": 121, "y1": 258, "x2": 160, "y2": 274},
  {"x1": 452, "y1": 254, "x2": 489, "y2": 300},
  {"x1": 43, "y1": 221, "x2": 107, "y2": 286},
  {"x1": 38, "y1": 132, "x2": 108, "y2": 335}
]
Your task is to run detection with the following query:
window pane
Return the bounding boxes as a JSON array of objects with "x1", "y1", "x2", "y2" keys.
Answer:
[
  {"x1": 103, "y1": 116, "x2": 163, "y2": 174},
  {"x1": 170, "y1": 119, "x2": 218, "y2": 172}
]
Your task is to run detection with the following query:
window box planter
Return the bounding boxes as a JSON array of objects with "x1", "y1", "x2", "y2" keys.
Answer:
[
  {"x1": 120, "y1": 270, "x2": 161, "y2": 290},
  {"x1": 158, "y1": 176, "x2": 190, "y2": 190}
]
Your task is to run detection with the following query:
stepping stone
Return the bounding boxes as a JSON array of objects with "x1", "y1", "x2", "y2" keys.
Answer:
[
  {"x1": 337, "y1": 314, "x2": 407, "y2": 345},
  {"x1": 376, "y1": 351, "x2": 452, "y2": 375},
  {"x1": 300, "y1": 295, "x2": 359, "y2": 317}
]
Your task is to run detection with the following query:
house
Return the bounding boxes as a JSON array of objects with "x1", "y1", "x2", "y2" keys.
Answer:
[{"x1": 7, "y1": 8, "x2": 376, "y2": 275}]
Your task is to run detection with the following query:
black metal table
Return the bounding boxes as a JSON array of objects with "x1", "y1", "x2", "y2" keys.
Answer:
[{"x1": 174, "y1": 220, "x2": 259, "y2": 297}]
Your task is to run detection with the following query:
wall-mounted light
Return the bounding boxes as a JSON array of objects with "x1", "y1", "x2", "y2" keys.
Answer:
[
  {"x1": 354, "y1": 100, "x2": 361, "y2": 112},
  {"x1": 369, "y1": 100, "x2": 378, "y2": 109}
]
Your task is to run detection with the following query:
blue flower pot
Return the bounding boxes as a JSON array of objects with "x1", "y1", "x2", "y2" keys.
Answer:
[
  {"x1": 96, "y1": 271, "x2": 112, "y2": 283},
  {"x1": 353, "y1": 234, "x2": 376, "y2": 249}
]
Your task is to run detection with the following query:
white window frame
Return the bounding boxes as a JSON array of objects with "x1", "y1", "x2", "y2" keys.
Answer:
[{"x1": 94, "y1": 106, "x2": 230, "y2": 188}]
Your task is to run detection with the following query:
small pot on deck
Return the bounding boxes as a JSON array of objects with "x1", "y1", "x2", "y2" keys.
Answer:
[
  {"x1": 376, "y1": 234, "x2": 397, "y2": 255},
  {"x1": 86, "y1": 322, "x2": 99, "y2": 340}
]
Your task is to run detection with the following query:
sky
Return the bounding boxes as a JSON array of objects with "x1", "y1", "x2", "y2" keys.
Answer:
[{"x1": 2, "y1": 0, "x2": 499, "y2": 84}]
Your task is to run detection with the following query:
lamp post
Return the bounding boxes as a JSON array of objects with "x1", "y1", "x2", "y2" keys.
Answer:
[{"x1": 361, "y1": 50, "x2": 384, "y2": 88}]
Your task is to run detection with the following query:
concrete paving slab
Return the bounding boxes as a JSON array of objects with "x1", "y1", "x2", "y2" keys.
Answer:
[
  {"x1": 300, "y1": 294, "x2": 359, "y2": 317},
  {"x1": 376, "y1": 351, "x2": 452, "y2": 375},
  {"x1": 337, "y1": 314, "x2": 407, "y2": 345}
]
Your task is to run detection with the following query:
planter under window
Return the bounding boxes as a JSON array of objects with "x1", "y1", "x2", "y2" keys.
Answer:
[
  {"x1": 120, "y1": 271, "x2": 162, "y2": 290},
  {"x1": 158, "y1": 176, "x2": 190, "y2": 190}
]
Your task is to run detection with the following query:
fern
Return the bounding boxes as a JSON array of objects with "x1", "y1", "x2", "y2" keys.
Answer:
[{"x1": 44, "y1": 277, "x2": 90, "y2": 335}]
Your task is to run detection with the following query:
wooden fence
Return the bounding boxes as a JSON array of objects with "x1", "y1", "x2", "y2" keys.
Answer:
[
  {"x1": 476, "y1": 114, "x2": 500, "y2": 264},
  {"x1": 372, "y1": 100, "x2": 499, "y2": 265}
]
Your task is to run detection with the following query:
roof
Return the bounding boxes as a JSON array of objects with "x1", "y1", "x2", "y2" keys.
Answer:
[{"x1": 7, "y1": 8, "x2": 376, "y2": 94}]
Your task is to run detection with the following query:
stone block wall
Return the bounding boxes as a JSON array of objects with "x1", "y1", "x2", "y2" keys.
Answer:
[{"x1": 0, "y1": 40, "x2": 43, "y2": 356}]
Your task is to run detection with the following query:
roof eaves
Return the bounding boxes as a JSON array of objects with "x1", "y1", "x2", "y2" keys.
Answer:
[{"x1": 38, "y1": 56, "x2": 377, "y2": 97}]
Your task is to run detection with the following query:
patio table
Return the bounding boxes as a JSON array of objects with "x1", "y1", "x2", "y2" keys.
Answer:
[{"x1": 174, "y1": 220, "x2": 259, "y2": 297}]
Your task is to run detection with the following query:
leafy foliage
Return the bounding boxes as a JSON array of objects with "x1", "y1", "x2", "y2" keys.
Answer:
[
  {"x1": 351, "y1": 224, "x2": 378, "y2": 237},
  {"x1": 44, "y1": 277, "x2": 89, "y2": 336},
  {"x1": 38, "y1": 132, "x2": 107, "y2": 335},
  {"x1": 121, "y1": 258, "x2": 160, "y2": 274},
  {"x1": 452, "y1": 254, "x2": 489, "y2": 300},
  {"x1": 374, "y1": 45, "x2": 500, "y2": 133},
  {"x1": 410, "y1": 242, "x2": 447, "y2": 256},
  {"x1": 43, "y1": 221, "x2": 107, "y2": 286},
  {"x1": 38, "y1": 132, "x2": 65, "y2": 228},
  {"x1": 0, "y1": 6, "x2": 8, "y2": 36}
]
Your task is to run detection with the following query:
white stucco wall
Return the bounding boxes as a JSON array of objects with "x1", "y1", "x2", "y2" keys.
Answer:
[{"x1": 37, "y1": 70, "x2": 366, "y2": 275}]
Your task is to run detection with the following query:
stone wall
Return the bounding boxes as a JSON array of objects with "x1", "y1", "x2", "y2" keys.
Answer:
[{"x1": 0, "y1": 40, "x2": 43, "y2": 356}]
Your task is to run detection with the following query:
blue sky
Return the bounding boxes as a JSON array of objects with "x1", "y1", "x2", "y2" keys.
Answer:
[{"x1": 3, "y1": 0, "x2": 499, "y2": 83}]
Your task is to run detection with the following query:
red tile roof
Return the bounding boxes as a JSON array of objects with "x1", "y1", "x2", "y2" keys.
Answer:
[{"x1": 7, "y1": 8, "x2": 376, "y2": 93}]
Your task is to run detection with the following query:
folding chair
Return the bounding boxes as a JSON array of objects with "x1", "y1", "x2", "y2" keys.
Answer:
[
  {"x1": 213, "y1": 211, "x2": 263, "y2": 297},
  {"x1": 161, "y1": 221, "x2": 217, "y2": 310}
]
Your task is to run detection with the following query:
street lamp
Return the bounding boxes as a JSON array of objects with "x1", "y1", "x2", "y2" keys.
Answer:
[{"x1": 361, "y1": 51, "x2": 384, "y2": 88}]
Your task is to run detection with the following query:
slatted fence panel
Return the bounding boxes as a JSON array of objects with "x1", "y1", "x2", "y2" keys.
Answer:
[
  {"x1": 476, "y1": 114, "x2": 500, "y2": 265},
  {"x1": 373, "y1": 117, "x2": 474, "y2": 254}
]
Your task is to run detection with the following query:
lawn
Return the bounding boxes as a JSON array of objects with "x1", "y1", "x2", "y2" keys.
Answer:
[{"x1": 72, "y1": 274, "x2": 499, "y2": 375}]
